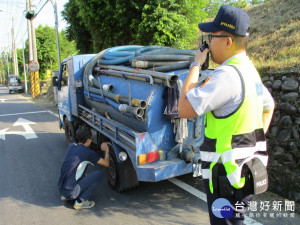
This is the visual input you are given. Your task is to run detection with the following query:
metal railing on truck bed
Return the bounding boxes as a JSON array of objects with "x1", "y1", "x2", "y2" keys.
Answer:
[{"x1": 78, "y1": 104, "x2": 136, "y2": 151}]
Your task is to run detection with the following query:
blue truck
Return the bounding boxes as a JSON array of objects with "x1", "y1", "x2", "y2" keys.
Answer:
[{"x1": 53, "y1": 45, "x2": 211, "y2": 192}]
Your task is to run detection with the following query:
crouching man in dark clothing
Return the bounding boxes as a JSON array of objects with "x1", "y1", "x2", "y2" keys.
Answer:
[{"x1": 57, "y1": 126, "x2": 109, "y2": 210}]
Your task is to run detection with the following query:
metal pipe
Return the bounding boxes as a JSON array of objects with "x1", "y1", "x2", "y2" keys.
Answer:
[
  {"x1": 94, "y1": 68, "x2": 157, "y2": 85},
  {"x1": 88, "y1": 74, "x2": 114, "y2": 92},
  {"x1": 102, "y1": 84, "x2": 114, "y2": 92},
  {"x1": 131, "y1": 59, "x2": 186, "y2": 69},
  {"x1": 98, "y1": 65, "x2": 178, "y2": 87},
  {"x1": 87, "y1": 87, "x2": 148, "y2": 109}
]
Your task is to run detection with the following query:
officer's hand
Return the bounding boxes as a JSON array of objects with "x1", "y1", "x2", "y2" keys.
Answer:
[{"x1": 194, "y1": 48, "x2": 209, "y2": 66}]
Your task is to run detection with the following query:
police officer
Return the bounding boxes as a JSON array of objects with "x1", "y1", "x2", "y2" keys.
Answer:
[{"x1": 178, "y1": 5, "x2": 275, "y2": 225}]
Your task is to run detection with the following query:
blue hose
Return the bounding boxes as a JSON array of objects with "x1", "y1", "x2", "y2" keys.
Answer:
[
  {"x1": 135, "y1": 46, "x2": 168, "y2": 56},
  {"x1": 150, "y1": 62, "x2": 190, "y2": 72},
  {"x1": 100, "y1": 45, "x2": 143, "y2": 65},
  {"x1": 99, "y1": 55, "x2": 134, "y2": 65},
  {"x1": 133, "y1": 55, "x2": 192, "y2": 61},
  {"x1": 142, "y1": 48, "x2": 195, "y2": 56},
  {"x1": 106, "y1": 51, "x2": 135, "y2": 57}
]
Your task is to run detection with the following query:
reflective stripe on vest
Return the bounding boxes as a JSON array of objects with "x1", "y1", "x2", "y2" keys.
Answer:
[{"x1": 200, "y1": 56, "x2": 268, "y2": 193}]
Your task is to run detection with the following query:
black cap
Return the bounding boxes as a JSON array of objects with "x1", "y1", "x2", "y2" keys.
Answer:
[{"x1": 198, "y1": 5, "x2": 250, "y2": 36}]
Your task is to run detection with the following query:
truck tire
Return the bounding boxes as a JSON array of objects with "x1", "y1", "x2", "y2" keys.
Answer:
[
  {"x1": 64, "y1": 118, "x2": 76, "y2": 145},
  {"x1": 106, "y1": 143, "x2": 139, "y2": 192}
]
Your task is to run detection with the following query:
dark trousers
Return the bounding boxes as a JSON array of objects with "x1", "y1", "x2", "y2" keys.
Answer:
[
  {"x1": 203, "y1": 179, "x2": 252, "y2": 225},
  {"x1": 60, "y1": 170, "x2": 103, "y2": 201},
  {"x1": 76, "y1": 170, "x2": 103, "y2": 201}
]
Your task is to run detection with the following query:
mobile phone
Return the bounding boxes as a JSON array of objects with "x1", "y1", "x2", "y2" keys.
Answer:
[{"x1": 199, "y1": 41, "x2": 209, "y2": 70}]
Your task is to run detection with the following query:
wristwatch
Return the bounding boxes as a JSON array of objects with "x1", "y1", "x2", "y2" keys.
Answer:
[{"x1": 190, "y1": 62, "x2": 201, "y2": 69}]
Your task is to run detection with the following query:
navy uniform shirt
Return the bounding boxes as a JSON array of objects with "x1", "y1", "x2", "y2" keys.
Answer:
[{"x1": 57, "y1": 143, "x2": 101, "y2": 193}]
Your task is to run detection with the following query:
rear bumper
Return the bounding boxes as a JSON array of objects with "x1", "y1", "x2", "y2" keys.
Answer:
[
  {"x1": 9, "y1": 86, "x2": 22, "y2": 91},
  {"x1": 137, "y1": 159, "x2": 193, "y2": 182}
]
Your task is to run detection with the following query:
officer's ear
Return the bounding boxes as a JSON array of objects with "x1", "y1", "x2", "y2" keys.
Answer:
[{"x1": 225, "y1": 36, "x2": 234, "y2": 49}]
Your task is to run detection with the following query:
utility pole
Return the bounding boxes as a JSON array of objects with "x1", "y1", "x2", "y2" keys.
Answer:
[
  {"x1": 50, "y1": 0, "x2": 61, "y2": 69},
  {"x1": 22, "y1": 40, "x2": 28, "y2": 95},
  {"x1": 30, "y1": 18, "x2": 38, "y2": 61},
  {"x1": 11, "y1": 17, "x2": 19, "y2": 76},
  {"x1": 26, "y1": 0, "x2": 33, "y2": 61},
  {"x1": 50, "y1": 0, "x2": 61, "y2": 104},
  {"x1": 25, "y1": 0, "x2": 40, "y2": 98},
  {"x1": 26, "y1": 0, "x2": 37, "y2": 61}
]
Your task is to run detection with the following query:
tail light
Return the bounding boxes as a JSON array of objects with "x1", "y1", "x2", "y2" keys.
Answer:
[{"x1": 138, "y1": 150, "x2": 163, "y2": 165}]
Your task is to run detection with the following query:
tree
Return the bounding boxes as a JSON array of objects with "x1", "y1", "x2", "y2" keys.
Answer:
[
  {"x1": 17, "y1": 49, "x2": 24, "y2": 80},
  {"x1": 134, "y1": 0, "x2": 206, "y2": 49},
  {"x1": 204, "y1": 0, "x2": 248, "y2": 18},
  {"x1": 35, "y1": 25, "x2": 58, "y2": 78},
  {"x1": 62, "y1": 0, "x2": 207, "y2": 52},
  {"x1": 62, "y1": 0, "x2": 93, "y2": 54},
  {"x1": 22, "y1": 25, "x2": 77, "y2": 80}
]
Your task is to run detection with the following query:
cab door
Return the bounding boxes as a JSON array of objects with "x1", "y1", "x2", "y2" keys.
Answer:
[{"x1": 57, "y1": 59, "x2": 72, "y2": 126}]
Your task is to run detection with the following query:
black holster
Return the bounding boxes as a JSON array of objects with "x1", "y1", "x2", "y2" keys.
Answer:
[
  {"x1": 245, "y1": 157, "x2": 268, "y2": 194},
  {"x1": 211, "y1": 157, "x2": 268, "y2": 201}
]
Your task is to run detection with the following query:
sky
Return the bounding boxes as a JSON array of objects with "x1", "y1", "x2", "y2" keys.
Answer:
[{"x1": 0, "y1": 0, "x2": 69, "y2": 51}]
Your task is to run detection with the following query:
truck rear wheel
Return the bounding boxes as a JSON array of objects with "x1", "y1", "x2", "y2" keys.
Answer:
[
  {"x1": 106, "y1": 143, "x2": 139, "y2": 192},
  {"x1": 64, "y1": 118, "x2": 76, "y2": 144}
]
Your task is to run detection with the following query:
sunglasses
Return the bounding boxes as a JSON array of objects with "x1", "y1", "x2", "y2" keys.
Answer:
[{"x1": 208, "y1": 34, "x2": 231, "y2": 42}]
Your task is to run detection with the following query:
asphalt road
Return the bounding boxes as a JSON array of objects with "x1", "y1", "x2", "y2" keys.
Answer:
[{"x1": 0, "y1": 84, "x2": 299, "y2": 225}]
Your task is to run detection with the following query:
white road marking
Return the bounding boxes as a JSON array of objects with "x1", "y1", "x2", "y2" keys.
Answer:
[
  {"x1": 0, "y1": 110, "x2": 53, "y2": 117},
  {"x1": 0, "y1": 128, "x2": 9, "y2": 140},
  {"x1": 47, "y1": 110, "x2": 59, "y2": 118},
  {"x1": 0, "y1": 118, "x2": 38, "y2": 140},
  {"x1": 0, "y1": 110, "x2": 58, "y2": 140},
  {"x1": 169, "y1": 177, "x2": 207, "y2": 202},
  {"x1": 168, "y1": 178, "x2": 263, "y2": 225},
  {"x1": 0, "y1": 99, "x2": 7, "y2": 102}
]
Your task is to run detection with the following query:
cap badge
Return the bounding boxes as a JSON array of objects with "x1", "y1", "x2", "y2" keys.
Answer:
[{"x1": 220, "y1": 21, "x2": 235, "y2": 30}]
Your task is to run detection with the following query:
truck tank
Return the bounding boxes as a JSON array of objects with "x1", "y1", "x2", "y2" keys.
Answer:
[{"x1": 82, "y1": 45, "x2": 211, "y2": 154}]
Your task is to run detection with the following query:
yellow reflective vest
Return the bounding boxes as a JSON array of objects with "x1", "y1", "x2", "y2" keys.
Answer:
[{"x1": 200, "y1": 56, "x2": 268, "y2": 193}]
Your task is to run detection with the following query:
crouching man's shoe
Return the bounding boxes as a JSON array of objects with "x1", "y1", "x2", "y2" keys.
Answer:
[{"x1": 73, "y1": 200, "x2": 95, "y2": 210}]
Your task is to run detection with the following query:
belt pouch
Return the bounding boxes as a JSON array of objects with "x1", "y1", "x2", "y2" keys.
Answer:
[{"x1": 215, "y1": 164, "x2": 234, "y2": 198}]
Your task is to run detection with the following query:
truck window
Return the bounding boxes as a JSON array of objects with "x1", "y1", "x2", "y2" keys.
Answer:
[
  {"x1": 9, "y1": 76, "x2": 21, "y2": 85},
  {"x1": 61, "y1": 64, "x2": 68, "y2": 86}
]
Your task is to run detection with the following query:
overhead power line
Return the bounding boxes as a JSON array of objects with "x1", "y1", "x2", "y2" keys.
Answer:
[{"x1": 33, "y1": 0, "x2": 49, "y2": 18}]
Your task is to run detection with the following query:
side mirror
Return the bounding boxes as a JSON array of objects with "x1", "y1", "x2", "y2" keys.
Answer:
[{"x1": 52, "y1": 76, "x2": 59, "y2": 87}]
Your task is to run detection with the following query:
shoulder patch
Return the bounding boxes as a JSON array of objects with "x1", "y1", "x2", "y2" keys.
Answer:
[{"x1": 200, "y1": 75, "x2": 213, "y2": 87}]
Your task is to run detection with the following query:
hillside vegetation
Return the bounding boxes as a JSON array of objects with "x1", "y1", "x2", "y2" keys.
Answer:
[{"x1": 246, "y1": 0, "x2": 300, "y2": 74}]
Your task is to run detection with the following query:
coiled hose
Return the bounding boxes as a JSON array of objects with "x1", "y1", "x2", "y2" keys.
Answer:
[{"x1": 97, "y1": 45, "x2": 195, "y2": 72}]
